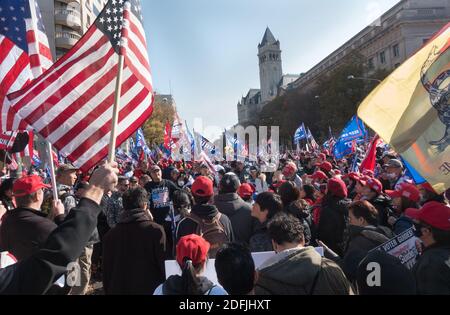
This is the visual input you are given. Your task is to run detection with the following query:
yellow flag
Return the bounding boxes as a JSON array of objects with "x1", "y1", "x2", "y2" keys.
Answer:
[{"x1": 358, "y1": 23, "x2": 450, "y2": 193}]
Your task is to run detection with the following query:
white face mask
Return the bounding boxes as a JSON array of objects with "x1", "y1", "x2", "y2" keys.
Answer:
[
  {"x1": 386, "y1": 173, "x2": 397, "y2": 180},
  {"x1": 178, "y1": 180, "x2": 184, "y2": 187}
]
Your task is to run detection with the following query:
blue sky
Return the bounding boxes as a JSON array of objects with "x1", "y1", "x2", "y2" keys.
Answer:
[{"x1": 141, "y1": 0, "x2": 400, "y2": 137}]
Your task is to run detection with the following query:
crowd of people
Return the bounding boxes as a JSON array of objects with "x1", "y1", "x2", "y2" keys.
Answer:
[{"x1": 0, "y1": 145, "x2": 449, "y2": 295}]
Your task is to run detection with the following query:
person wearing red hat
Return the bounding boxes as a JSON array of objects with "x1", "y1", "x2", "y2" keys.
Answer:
[
  {"x1": 386, "y1": 183, "x2": 420, "y2": 235},
  {"x1": 418, "y1": 182, "x2": 447, "y2": 206},
  {"x1": 317, "y1": 178, "x2": 351, "y2": 256},
  {"x1": 237, "y1": 183, "x2": 255, "y2": 203},
  {"x1": 405, "y1": 202, "x2": 450, "y2": 295},
  {"x1": 315, "y1": 161, "x2": 333, "y2": 178},
  {"x1": 0, "y1": 176, "x2": 65, "y2": 262},
  {"x1": 282, "y1": 161, "x2": 303, "y2": 189},
  {"x1": 176, "y1": 176, "x2": 234, "y2": 258},
  {"x1": 309, "y1": 171, "x2": 328, "y2": 184},
  {"x1": 360, "y1": 177, "x2": 394, "y2": 227},
  {"x1": 154, "y1": 234, "x2": 228, "y2": 295},
  {"x1": 0, "y1": 162, "x2": 120, "y2": 295}
]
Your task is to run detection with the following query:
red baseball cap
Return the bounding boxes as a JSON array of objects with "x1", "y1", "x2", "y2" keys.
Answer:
[
  {"x1": 405, "y1": 201, "x2": 450, "y2": 231},
  {"x1": 319, "y1": 153, "x2": 326, "y2": 161},
  {"x1": 316, "y1": 162, "x2": 332, "y2": 172},
  {"x1": 176, "y1": 234, "x2": 210, "y2": 267},
  {"x1": 343, "y1": 172, "x2": 360, "y2": 182},
  {"x1": 362, "y1": 170, "x2": 374, "y2": 177},
  {"x1": 191, "y1": 176, "x2": 214, "y2": 197},
  {"x1": 386, "y1": 183, "x2": 420, "y2": 203},
  {"x1": 13, "y1": 175, "x2": 51, "y2": 197},
  {"x1": 309, "y1": 171, "x2": 328, "y2": 181},
  {"x1": 238, "y1": 183, "x2": 255, "y2": 198},
  {"x1": 365, "y1": 178, "x2": 383, "y2": 195}
]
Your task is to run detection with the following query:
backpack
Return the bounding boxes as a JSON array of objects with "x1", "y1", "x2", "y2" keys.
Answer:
[{"x1": 187, "y1": 212, "x2": 228, "y2": 258}]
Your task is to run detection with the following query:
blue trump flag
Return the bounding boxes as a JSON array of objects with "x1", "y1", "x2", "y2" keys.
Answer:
[
  {"x1": 334, "y1": 116, "x2": 368, "y2": 159},
  {"x1": 294, "y1": 123, "x2": 307, "y2": 144}
]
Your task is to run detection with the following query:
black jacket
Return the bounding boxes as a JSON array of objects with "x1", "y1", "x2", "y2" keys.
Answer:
[
  {"x1": 102, "y1": 208, "x2": 166, "y2": 295},
  {"x1": 317, "y1": 196, "x2": 351, "y2": 256},
  {"x1": 340, "y1": 225, "x2": 392, "y2": 282},
  {"x1": 176, "y1": 204, "x2": 234, "y2": 245},
  {"x1": 249, "y1": 222, "x2": 273, "y2": 253},
  {"x1": 369, "y1": 195, "x2": 394, "y2": 227},
  {"x1": 284, "y1": 202, "x2": 312, "y2": 245},
  {"x1": 0, "y1": 198, "x2": 102, "y2": 295},
  {"x1": 413, "y1": 244, "x2": 450, "y2": 295},
  {"x1": 0, "y1": 208, "x2": 64, "y2": 261},
  {"x1": 214, "y1": 193, "x2": 257, "y2": 244}
]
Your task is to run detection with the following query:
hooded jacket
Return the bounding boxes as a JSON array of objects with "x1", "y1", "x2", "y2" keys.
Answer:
[
  {"x1": 317, "y1": 196, "x2": 351, "y2": 256},
  {"x1": 102, "y1": 208, "x2": 166, "y2": 295},
  {"x1": 176, "y1": 204, "x2": 234, "y2": 245},
  {"x1": 255, "y1": 246, "x2": 352, "y2": 295},
  {"x1": 214, "y1": 193, "x2": 257, "y2": 244},
  {"x1": 340, "y1": 225, "x2": 393, "y2": 282}
]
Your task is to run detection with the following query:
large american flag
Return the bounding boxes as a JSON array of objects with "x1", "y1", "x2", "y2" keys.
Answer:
[
  {"x1": 8, "y1": 0, "x2": 154, "y2": 172},
  {"x1": 0, "y1": 0, "x2": 52, "y2": 133}
]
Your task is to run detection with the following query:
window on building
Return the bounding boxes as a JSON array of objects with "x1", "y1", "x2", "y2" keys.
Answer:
[
  {"x1": 393, "y1": 44, "x2": 399, "y2": 58},
  {"x1": 379, "y1": 51, "x2": 386, "y2": 64}
]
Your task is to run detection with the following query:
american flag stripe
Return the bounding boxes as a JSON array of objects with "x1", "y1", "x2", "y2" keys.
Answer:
[
  {"x1": 22, "y1": 47, "x2": 117, "y2": 125},
  {"x1": 11, "y1": 31, "x2": 110, "y2": 111},
  {"x1": 8, "y1": 0, "x2": 154, "y2": 172},
  {"x1": 0, "y1": 0, "x2": 53, "y2": 132}
]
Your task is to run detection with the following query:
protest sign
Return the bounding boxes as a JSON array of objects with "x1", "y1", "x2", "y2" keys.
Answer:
[{"x1": 372, "y1": 228, "x2": 419, "y2": 269}]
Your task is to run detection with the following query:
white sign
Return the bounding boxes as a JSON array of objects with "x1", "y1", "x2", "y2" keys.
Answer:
[{"x1": 165, "y1": 247, "x2": 324, "y2": 285}]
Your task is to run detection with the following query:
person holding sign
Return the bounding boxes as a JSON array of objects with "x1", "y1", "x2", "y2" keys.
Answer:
[{"x1": 405, "y1": 202, "x2": 450, "y2": 295}]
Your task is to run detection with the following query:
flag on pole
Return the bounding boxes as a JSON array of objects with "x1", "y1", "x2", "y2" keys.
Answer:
[
  {"x1": 333, "y1": 116, "x2": 368, "y2": 159},
  {"x1": 135, "y1": 127, "x2": 151, "y2": 156},
  {"x1": 359, "y1": 135, "x2": 381, "y2": 173},
  {"x1": 0, "y1": 0, "x2": 53, "y2": 132},
  {"x1": 358, "y1": 23, "x2": 450, "y2": 193},
  {"x1": 164, "y1": 120, "x2": 172, "y2": 151},
  {"x1": 7, "y1": 0, "x2": 154, "y2": 172},
  {"x1": 294, "y1": 123, "x2": 307, "y2": 144}
]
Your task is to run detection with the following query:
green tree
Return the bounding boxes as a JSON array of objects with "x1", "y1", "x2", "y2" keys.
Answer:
[{"x1": 142, "y1": 97, "x2": 176, "y2": 146}]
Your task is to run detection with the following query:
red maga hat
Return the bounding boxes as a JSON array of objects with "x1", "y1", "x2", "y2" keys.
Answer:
[
  {"x1": 13, "y1": 175, "x2": 51, "y2": 197},
  {"x1": 405, "y1": 201, "x2": 450, "y2": 231}
]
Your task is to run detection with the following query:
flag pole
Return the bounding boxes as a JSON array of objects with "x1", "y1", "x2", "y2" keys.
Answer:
[
  {"x1": 47, "y1": 142, "x2": 59, "y2": 202},
  {"x1": 108, "y1": 53, "x2": 126, "y2": 163}
]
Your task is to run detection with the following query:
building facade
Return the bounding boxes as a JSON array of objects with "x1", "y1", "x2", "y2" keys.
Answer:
[
  {"x1": 237, "y1": 28, "x2": 300, "y2": 126},
  {"x1": 290, "y1": 0, "x2": 450, "y2": 92},
  {"x1": 37, "y1": 0, "x2": 107, "y2": 60}
]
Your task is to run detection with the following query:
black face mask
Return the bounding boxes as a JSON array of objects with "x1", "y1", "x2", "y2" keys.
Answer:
[{"x1": 413, "y1": 222, "x2": 423, "y2": 238}]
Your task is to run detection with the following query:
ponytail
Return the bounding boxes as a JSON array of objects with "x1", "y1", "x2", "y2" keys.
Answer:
[{"x1": 181, "y1": 257, "x2": 203, "y2": 295}]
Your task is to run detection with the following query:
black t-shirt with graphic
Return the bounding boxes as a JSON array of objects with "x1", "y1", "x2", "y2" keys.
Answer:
[{"x1": 144, "y1": 179, "x2": 179, "y2": 225}]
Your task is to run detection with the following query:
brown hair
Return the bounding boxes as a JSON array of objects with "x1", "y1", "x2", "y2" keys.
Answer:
[
  {"x1": 15, "y1": 192, "x2": 38, "y2": 208},
  {"x1": 349, "y1": 200, "x2": 379, "y2": 226}
]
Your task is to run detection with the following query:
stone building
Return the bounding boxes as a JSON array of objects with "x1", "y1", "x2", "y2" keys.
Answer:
[
  {"x1": 237, "y1": 28, "x2": 300, "y2": 126},
  {"x1": 290, "y1": 0, "x2": 450, "y2": 92}
]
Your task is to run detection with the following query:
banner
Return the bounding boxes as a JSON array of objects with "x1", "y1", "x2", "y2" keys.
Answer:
[{"x1": 358, "y1": 23, "x2": 450, "y2": 193}]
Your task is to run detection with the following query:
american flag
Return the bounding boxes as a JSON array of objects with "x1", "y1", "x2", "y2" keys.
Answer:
[
  {"x1": 0, "y1": 0, "x2": 52, "y2": 133},
  {"x1": 0, "y1": 131, "x2": 17, "y2": 150},
  {"x1": 7, "y1": 0, "x2": 154, "y2": 172}
]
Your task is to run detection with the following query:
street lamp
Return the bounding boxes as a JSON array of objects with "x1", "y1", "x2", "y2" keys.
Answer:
[{"x1": 347, "y1": 75, "x2": 382, "y2": 83}]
